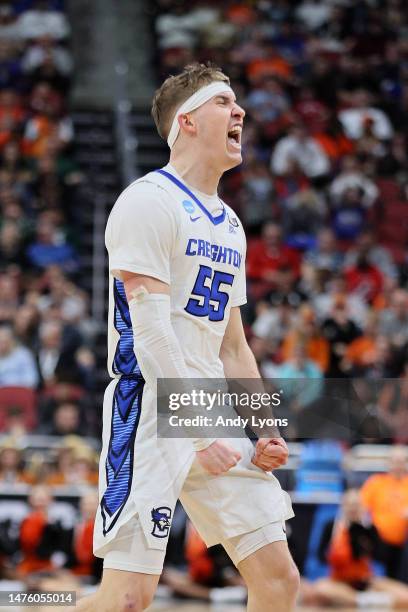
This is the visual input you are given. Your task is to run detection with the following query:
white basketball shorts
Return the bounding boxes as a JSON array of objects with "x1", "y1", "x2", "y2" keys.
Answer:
[{"x1": 93, "y1": 378, "x2": 294, "y2": 572}]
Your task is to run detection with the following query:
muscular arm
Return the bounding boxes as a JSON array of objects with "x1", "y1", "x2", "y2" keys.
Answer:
[
  {"x1": 220, "y1": 307, "x2": 289, "y2": 470},
  {"x1": 220, "y1": 306, "x2": 263, "y2": 379}
]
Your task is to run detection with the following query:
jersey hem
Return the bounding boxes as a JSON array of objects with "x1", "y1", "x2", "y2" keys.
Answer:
[
  {"x1": 109, "y1": 262, "x2": 170, "y2": 285},
  {"x1": 231, "y1": 296, "x2": 247, "y2": 307}
]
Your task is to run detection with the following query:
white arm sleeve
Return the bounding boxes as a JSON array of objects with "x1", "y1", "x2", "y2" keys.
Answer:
[
  {"x1": 128, "y1": 291, "x2": 215, "y2": 452},
  {"x1": 129, "y1": 291, "x2": 189, "y2": 383}
]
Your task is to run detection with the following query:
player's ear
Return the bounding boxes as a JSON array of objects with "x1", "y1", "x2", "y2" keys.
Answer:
[
  {"x1": 184, "y1": 113, "x2": 193, "y2": 126},
  {"x1": 179, "y1": 113, "x2": 196, "y2": 135}
]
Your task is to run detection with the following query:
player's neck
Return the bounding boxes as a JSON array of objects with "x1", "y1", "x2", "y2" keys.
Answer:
[{"x1": 169, "y1": 155, "x2": 220, "y2": 196}]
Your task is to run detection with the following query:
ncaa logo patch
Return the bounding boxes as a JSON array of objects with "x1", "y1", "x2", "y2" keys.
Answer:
[
  {"x1": 182, "y1": 200, "x2": 195, "y2": 214},
  {"x1": 151, "y1": 506, "x2": 172, "y2": 538}
]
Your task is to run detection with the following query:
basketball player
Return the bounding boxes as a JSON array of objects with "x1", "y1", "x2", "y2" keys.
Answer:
[{"x1": 77, "y1": 63, "x2": 299, "y2": 612}]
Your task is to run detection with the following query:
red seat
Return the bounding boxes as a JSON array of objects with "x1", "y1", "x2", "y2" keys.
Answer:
[
  {"x1": 379, "y1": 218, "x2": 407, "y2": 243},
  {"x1": 381, "y1": 243, "x2": 407, "y2": 265},
  {"x1": 381, "y1": 240, "x2": 408, "y2": 265},
  {"x1": 0, "y1": 387, "x2": 37, "y2": 432},
  {"x1": 383, "y1": 200, "x2": 408, "y2": 223},
  {"x1": 377, "y1": 179, "x2": 401, "y2": 201}
]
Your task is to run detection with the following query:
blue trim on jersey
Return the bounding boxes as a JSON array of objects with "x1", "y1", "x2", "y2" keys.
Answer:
[
  {"x1": 155, "y1": 168, "x2": 226, "y2": 226},
  {"x1": 112, "y1": 278, "x2": 142, "y2": 377},
  {"x1": 102, "y1": 278, "x2": 145, "y2": 535},
  {"x1": 100, "y1": 375, "x2": 144, "y2": 535}
]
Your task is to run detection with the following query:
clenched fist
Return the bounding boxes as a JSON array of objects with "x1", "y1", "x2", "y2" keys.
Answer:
[
  {"x1": 196, "y1": 440, "x2": 242, "y2": 475},
  {"x1": 252, "y1": 437, "x2": 288, "y2": 471}
]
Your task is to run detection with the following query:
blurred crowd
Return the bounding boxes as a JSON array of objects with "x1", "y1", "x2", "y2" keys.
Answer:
[
  {"x1": 152, "y1": 0, "x2": 408, "y2": 442},
  {"x1": 0, "y1": 0, "x2": 100, "y2": 586},
  {"x1": 0, "y1": 430, "x2": 101, "y2": 581},
  {"x1": 0, "y1": 0, "x2": 98, "y2": 438}
]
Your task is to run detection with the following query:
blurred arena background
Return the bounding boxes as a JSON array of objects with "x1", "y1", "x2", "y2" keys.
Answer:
[{"x1": 0, "y1": 0, "x2": 407, "y2": 610}]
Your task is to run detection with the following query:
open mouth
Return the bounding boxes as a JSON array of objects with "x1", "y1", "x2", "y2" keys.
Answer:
[{"x1": 227, "y1": 125, "x2": 242, "y2": 148}]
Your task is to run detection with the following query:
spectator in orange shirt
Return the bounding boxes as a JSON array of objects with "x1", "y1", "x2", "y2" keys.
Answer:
[
  {"x1": 0, "y1": 442, "x2": 34, "y2": 484},
  {"x1": 22, "y1": 115, "x2": 60, "y2": 158},
  {"x1": 65, "y1": 489, "x2": 101, "y2": 580},
  {"x1": 314, "y1": 116, "x2": 354, "y2": 163},
  {"x1": 343, "y1": 311, "x2": 379, "y2": 372},
  {"x1": 225, "y1": 3, "x2": 255, "y2": 26},
  {"x1": 45, "y1": 442, "x2": 98, "y2": 487},
  {"x1": 247, "y1": 44, "x2": 292, "y2": 84},
  {"x1": 281, "y1": 305, "x2": 330, "y2": 373},
  {"x1": 360, "y1": 446, "x2": 408, "y2": 579},
  {"x1": 314, "y1": 489, "x2": 408, "y2": 608},
  {"x1": 17, "y1": 485, "x2": 60, "y2": 576},
  {"x1": 22, "y1": 84, "x2": 73, "y2": 159}
]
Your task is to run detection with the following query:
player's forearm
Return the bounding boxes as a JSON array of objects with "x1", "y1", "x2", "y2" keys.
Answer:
[
  {"x1": 220, "y1": 338, "x2": 260, "y2": 380},
  {"x1": 220, "y1": 340, "x2": 281, "y2": 439}
]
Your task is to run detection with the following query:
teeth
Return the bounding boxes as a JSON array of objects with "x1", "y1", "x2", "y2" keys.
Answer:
[{"x1": 229, "y1": 126, "x2": 242, "y2": 134}]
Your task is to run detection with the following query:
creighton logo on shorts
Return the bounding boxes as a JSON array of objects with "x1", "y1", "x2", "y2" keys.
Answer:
[{"x1": 151, "y1": 506, "x2": 172, "y2": 538}]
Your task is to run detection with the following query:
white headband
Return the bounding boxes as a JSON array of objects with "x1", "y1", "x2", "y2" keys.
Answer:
[{"x1": 167, "y1": 81, "x2": 234, "y2": 149}]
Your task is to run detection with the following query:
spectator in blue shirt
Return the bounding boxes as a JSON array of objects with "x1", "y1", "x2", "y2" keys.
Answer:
[
  {"x1": 277, "y1": 343, "x2": 323, "y2": 409},
  {"x1": 0, "y1": 325, "x2": 38, "y2": 388},
  {"x1": 26, "y1": 214, "x2": 78, "y2": 272},
  {"x1": 304, "y1": 228, "x2": 343, "y2": 273}
]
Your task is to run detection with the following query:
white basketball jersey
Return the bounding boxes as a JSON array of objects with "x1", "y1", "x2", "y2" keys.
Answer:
[
  {"x1": 94, "y1": 167, "x2": 292, "y2": 553},
  {"x1": 105, "y1": 163, "x2": 247, "y2": 382}
]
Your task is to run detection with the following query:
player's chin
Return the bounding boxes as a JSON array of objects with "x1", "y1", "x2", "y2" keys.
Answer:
[{"x1": 224, "y1": 149, "x2": 242, "y2": 169}]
